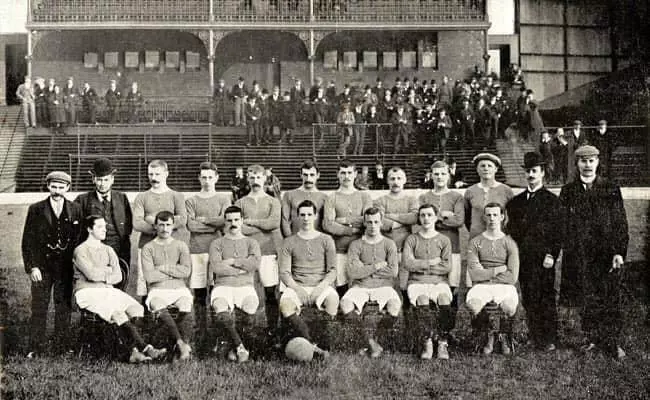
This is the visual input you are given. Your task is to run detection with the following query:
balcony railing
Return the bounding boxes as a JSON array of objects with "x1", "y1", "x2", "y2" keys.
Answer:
[{"x1": 31, "y1": 0, "x2": 486, "y2": 24}]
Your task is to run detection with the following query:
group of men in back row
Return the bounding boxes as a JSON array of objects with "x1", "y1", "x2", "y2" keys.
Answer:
[{"x1": 22, "y1": 145, "x2": 630, "y2": 363}]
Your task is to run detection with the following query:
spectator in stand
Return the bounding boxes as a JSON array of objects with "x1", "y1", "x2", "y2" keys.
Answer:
[
  {"x1": 16, "y1": 76, "x2": 36, "y2": 128},
  {"x1": 527, "y1": 92, "x2": 545, "y2": 146},
  {"x1": 249, "y1": 80, "x2": 262, "y2": 100},
  {"x1": 336, "y1": 103, "x2": 355, "y2": 159},
  {"x1": 366, "y1": 105, "x2": 382, "y2": 154},
  {"x1": 309, "y1": 77, "x2": 324, "y2": 102},
  {"x1": 312, "y1": 87, "x2": 329, "y2": 151},
  {"x1": 372, "y1": 162, "x2": 388, "y2": 190},
  {"x1": 126, "y1": 82, "x2": 144, "y2": 124},
  {"x1": 553, "y1": 128, "x2": 569, "y2": 184},
  {"x1": 258, "y1": 89, "x2": 271, "y2": 144},
  {"x1": 325, "y1": 80, "x2": 338, "y2": 123},
  {"x1": 338, "y1": 84, "x2": 354, "y2": 109},
  {"x1": 566, "y1": 120, "x2": 588, "y2": 181},
  {"x1": 290, "y1": 78, "x2": 307, "y2": 127},
  {"x1": 267, "y1": 86, "x2": 282, "y2": 143},
  {"x1": 447, "y1": 158, "x2": 465, "y2": 188},
  {"x1": 422, "y1": 170, "x2": 434, "y2": 189},
  {"x1": 245, "y1": 95, "x2": 262, "y2": 147},
  {"x1": 391, "y1": 103, "x2": 411, "y2": 156},
  {"x1": 34, "y1": 77, "x2": 48, "y2": 128},
  {"x1": 589, "y1": 120, "x2": 615, "y2": 178},
  {"x1": 81, "y1": 82, "x2": 98, "y2": 125},
  {"x1": 494, "y1": 87, "x2": 511, "y2": 138},
  {"x1": 362, "y1": 84, "x2": 378, "y2": 113},
  {"x1": 49, "y1": 85, "x2": 66, "y2": 135},
  {"x1": 391, "y1": 77, "x2": 403, "y2": 98},
  {"x1": 281, "y1": 91, "x2": 296, "y2": 144},
  {"x1": 264, "y1": 167, "x2": 282, "y2": 199},
  {"x1": 435, "y1": 108, "x2": 452, "y2": 154},
  {"x1": 487, "y1": 96, "x2": 500, "y2": 145},
  {"x1": 232, "y1": 77, "x2": 247, "y2": 127},
  {"x1": 230, "y1": 167, "x2": 249, "y2": 202},
  {"x1": 511, "y1": 64, "x2": 525, "y2": 86},
  {"x1": 456, "y1": 98, "x2": 475, "y2": 146},
  {"x1": 354, "y1": 166, "x2": 371, "y2": 191},
  {"x1": 105, "y1": 80, "x2": 121, "y2": 125},
  {"x1": 378, "y1": 90, "x2": 395, "y2": 154},
  {"x1": 352, "y1": 102, "x2": 367, "y2": 155},
  {"x1": 372, "y1": 78, "x2": 383, "y2": 96},
  {"x1": 63, "y1": 77, "x2": 79, "y2": 127},
  {"x1": 539, "y1": 130, "x2": 555, "y2": 182},
  {"x1": 213, "y1": 78, "x2": 229, "y2": 127}
]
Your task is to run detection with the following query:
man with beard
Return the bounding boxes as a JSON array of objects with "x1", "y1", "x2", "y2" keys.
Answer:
[
  {"x1": 559, "y1": 145, "x2": 629, "y2": 358},
  {"x1": 22, "y1": 171, "x2": 83, "y2": 357},
  {"x1": 133, "y1": 159, "x2": 188, "y2": 301},
  {"x1": 323, "y1": 160, "x2": 373, "y2": 297},
  {"x1": 281, "y1": 160, "x2": 328, "y2": 237},
  {"x1": 75, "y1": 158, "x2": 133, "y2": 268},
  {"x1": 235, "y1": 164, "x2": 283, "y2": 343},
  {"x1": 506, "y1": 152, "x2": 562, "y2": 351}
]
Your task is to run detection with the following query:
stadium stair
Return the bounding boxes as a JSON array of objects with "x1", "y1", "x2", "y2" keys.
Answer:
[
  {"x1": 16, "y1": 125, "x2": 507, "y2": 192},
  {"x1": 0, "y1": 106, "x2": 26, "y2": 193}
]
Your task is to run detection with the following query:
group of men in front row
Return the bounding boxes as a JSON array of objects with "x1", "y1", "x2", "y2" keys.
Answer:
[{"x1": 22, "y1": 145, "x2": 629, "y2": 363}]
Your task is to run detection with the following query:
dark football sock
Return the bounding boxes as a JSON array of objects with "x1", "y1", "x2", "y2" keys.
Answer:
[
  {"x1": 120, "y1": 320, "x2": 147, "y2": 351},
  {"x1": 215, "y1": 311, "x2": 242, "y2": 347},
  {"x1": 264, "y1": 286, "x2": 279, "y2": 332},
  {"x1": 157, "y1": 309, "x2": 183, "y2": 342}
]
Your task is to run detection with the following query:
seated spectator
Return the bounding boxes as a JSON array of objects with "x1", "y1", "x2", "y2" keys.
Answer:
[
  {"x1": 230, "y1": 167, "x2": 249, "y2": 202},
  {"x1": 354, "y1": 166, "x2": 371, "y2": 190},
  {"x1": 447, "y1": 158, "x2": 465, "y2": 188},
  {"x1": 371, "y1": 162, "x2": 388, "y2": 190},
  {"x1": 264, "y1": 167, "x2": 282, "y2": 199}
]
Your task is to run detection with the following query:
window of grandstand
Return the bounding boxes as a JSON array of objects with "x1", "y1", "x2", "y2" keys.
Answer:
[
  {"x1": 104, "y1": 52, "x2": 119, "y2": 69},
  {"x1": 363, "y1": 51, "x2": 378, "y2": 70},
  {"x1": 84, "y1": 52, "x2": 98, "y2": 69},
  {"x1": 166, "y1": 51, "x2": 180, "y2": 69},
  {"x1": 145, "y1": 51, "x2": 159, "y2": 69},
  {"x1": 185, "y1": 51, "x2": 200, "y2": 70},
  {"x1": 400, "y1": 51, "x2": 417, "y2": 69},
  {"x1": 324, "y1": 50, "x2": 337, "y2": 70},
  {"x1": 383, "y1": 51, "x2": 397, "y2": 70},
  {"x1": 342, "y1": 51, "x2": 358, "y2": 71},
  {"x1": 125, "y1": 52, "x2": 139, "y2": 68}
]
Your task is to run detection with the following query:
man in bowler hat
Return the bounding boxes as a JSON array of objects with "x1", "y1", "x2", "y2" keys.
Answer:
[{"x1": 506, "y1": 152, "x2": 563, "y2": 351}]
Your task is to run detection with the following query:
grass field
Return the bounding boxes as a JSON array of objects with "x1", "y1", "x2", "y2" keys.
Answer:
[{"x1": 2, "y1": 203, "x2": 650, "y2": 399}]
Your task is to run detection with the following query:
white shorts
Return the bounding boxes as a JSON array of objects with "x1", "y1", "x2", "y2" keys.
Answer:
[
  {"x1": 342, "y1": 286, "x2": 401, "y2": 313},
  {"x1": 465, "y1": 284, "x2": 519, "y2": 313},
  {"x1": 259, "y1": 255, "x2": 279, "y2": 287},
  {"x1": 75, "y1": 287, "x2": 143, "y2": 324},
  {"x1": 210, "y1": 285, "x2": 259, "y2": 312},
  {"x1": 189, "y1": 253, "x2": 210, "y2": 289},
  {"x1": 407, "y1": 282, "x2": 453, "y2": 306},
  {"x1": 336, "y1": 253, "x2": 348, "y2": 286},
  {"x1": 146, "y1": 287, "x2": 193, "y2": 313},
  {"x1": 136, "y1": 249, "x2": 146, "y2": 296},
  {"x1": 280, "y1": 285, "x2": 338, "y2": 312}
]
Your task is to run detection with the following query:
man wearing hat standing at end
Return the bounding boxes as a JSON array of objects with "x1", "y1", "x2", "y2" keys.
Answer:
[
  {"x1": 22, "y1": 171, "x2": 83, "y2": 357},
  {"x1": 506, "y1": 152, "x2": 563, "y2": 351},
  {"x1": 75, "y1": 158, "x2": 133, "y2": 270},
  {"x1": 559, "y1": 145, "x2": 629, "y2": 358}
]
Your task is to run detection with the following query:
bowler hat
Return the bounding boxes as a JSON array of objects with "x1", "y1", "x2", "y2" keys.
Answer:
[
  {"x1": 46, "y1": 171, "x2": 71, "y2": 185},
  {"x1": 89, "y1": 158, "x2": 117, "y2": 177},
  {"x1": 521, "y1": 152, "x2": 546, "y2": 169}
]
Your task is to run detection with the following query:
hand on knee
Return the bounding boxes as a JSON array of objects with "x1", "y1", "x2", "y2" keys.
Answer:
[
  {"x1": 340, "y1": 299, "x2": 355, "y2": 315},
  {"x1": 385, "y1": 299, "x2": 401, "y2": 317},
  {"x1": 241, "y1": 296, "x2": 259, "y2": 315},
  {"x1": 416, "y1": 295, "x2": 430, "y2": 307},
  {"x1": 437, "y1": 293, "x2": 452, "y2": 306},
  {"x1": 212, "y1": 298, "x2": 229, "y2": 313},
  {"x1": 466, "y1": 299, "x2": 483, "y2": 316},
  {"x1": 279, "y1": 299, "x2": 298, "y2": 318},
  {"x1": 323, "y1": 293, "x2": 340, "y2": 317},
  {"x1": 500, "y1": 301, "x2": 517, "y2": 317}
]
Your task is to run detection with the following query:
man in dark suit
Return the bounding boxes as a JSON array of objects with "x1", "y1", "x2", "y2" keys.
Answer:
[
  {"x1": 22, "y1": 171, "x2": 83, "y2": 357},
  {"x1": 74, "y1": 158, "x2": 133, "y2": 267},
  {"x1": 506, "y1": 152, "x2": 563, "y2": 351},
  {"x1": 81, "y1": 82, "x2": 98, "y2": 124},
  {"x1": 105, "y1": 80, "x2": 121, "y2": 124},
  {"x1": 559, "y1": 145, "x2": 629, "y2": 359},
  {"x1": 565, "y1": 120, "x2": 588, "y2": 181},
  {"x1": 213, "y1": 78, "x2": 229, "y2": 127},
  {"x1": 589, "y1": 119, "x2": 616, "y2": 178}
]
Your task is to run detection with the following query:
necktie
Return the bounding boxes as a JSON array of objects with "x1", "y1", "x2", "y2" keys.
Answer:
[{"x1": 527, "y1": 191, "x2": 534, "y2": 200}]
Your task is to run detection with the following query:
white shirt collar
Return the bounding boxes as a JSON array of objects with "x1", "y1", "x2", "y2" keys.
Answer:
[
  {"x1": 97, "y1": 191, "x2": 111, "y2": 202},
  {"x1": 527, "y1": 183, "x2": 543, "y2": 193}
]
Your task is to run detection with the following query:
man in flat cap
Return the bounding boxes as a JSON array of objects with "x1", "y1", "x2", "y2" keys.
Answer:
[
  {"x1": 506, "y1": 152, "x2": 563, "y2": 351},
  {"x1": 75, "y1": 158, "x2": 133, "y2": 269},
  {"x1": 559, "y1": 145, "x2": 629, "y2": 358},
  {"x1": 22, "y1": 171, "x2": 83, "y2": 357}
]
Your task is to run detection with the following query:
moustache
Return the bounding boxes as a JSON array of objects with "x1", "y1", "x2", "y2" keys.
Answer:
[
  {"x1": 252, "y1": 183, "x2": 262, "y2": 188},
  {"x1": 150, "y1": 180, "x2": 160, "y2": 184}
]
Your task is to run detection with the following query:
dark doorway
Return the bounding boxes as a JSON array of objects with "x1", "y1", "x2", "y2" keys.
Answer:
[
  {"x1": 5, "y1": 44, "x2": 27, "y2": 105},
  {"x1": 499, "y1": 44, "x2": 511, "y2": 78}
]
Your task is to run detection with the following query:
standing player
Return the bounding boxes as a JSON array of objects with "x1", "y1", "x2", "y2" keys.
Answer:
[
  {"x1": 506, "y1": 152, "x2": 562, "y2": 351},
  {"x1": 186, "y1": 162, "x2": 230, "y2": 340},
  {"x1": 323, "y1": 160, "x2": 373, "y2": 297},
  {"x1": 22, "y1": 171, "x2": 83, "y2": 356},
  {"x1": 279, "y1": 200, "x2": 338, "y2": 357},
  {"x1": 208, "y1": 206, "x2": 261, "y2": 362},
  {"x1": 281, "y1": 160, "x2": 328, "y2": 237},
  {"x1": 466, "y1": 203, "x2": 520, "y2": 355},
  {"x1": 75, "y1": 158, "x2": 133, "y2": 268},
  {"x1": 141, "y1": 211, "x2": 193, "y2": 361},
  {"x1": 235, "y1": 164, "x2": 283, "y2": 341},
  {"x1": 341, "y1": 207, "x2": 400, "y2": 358},
  {"x1": 73, "y1": 215, "x2": 166, "y2": 363},
  {"x1": 402, "y1": 204, "x2": 453, "y2": 360},
  {"x1": 133, "y1": 159, "x2": 188, "y2": 300},
  {"x1": 373, "y1": 167, "x2": 418, "y2": 297}
]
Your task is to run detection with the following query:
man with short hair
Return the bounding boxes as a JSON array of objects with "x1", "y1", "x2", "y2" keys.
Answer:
[
  {"x1": 105, "y1": 80, "x2": 121, "y2": 124},
  {"x1": 403, "y1": 204, "x2": 453, "y2": 360},
  {"x1": 73, "y1": 215, "x2": 166, "y2": 363},
  {"x1": 133, "y1": 159, "x2": 188, "y2": 299},
  {"x1": 16, "y1": 76, "x2": 36, "y2": 128},
  {"x1": 62, "y1": 77, "x2": 79, "y2": 127},
  {"x1": 235, "y1": 164, "x2": 283, "y2": 341},
  {"x1": 213, "y1": 78, "x2": 229, "y2": 127},
  {"x1": 279, "y1": 200, "x2": 337, "y2": 357},
  {"x1": 506, "y1": 152, "x2": 562, "y2": 351},
  {"x1": 466, "y1": 203, "x2": 520, "y2": 356},
  {"x1": 75, "y1": 158, "x2": 133, "y2": 267},
  {"x1": 22, "y1": 171, "x2": 83, "y2": 356},
  {"x1": 341, "y1": 207, "x2": 400, "y2": 358},
  {"x1": 232, "y1": 77, "x2": 247, "y2": 127},
  {"x1": 81, "y1": 82, "x2": 98, "y2": 124},
  {"x1": 281, "y1": 160, "x2": 328, "y2": 237},
  {"x1": 142, "y1": 211, "x2": 193, "y2": 360},
  {"x1": 323, "y1": 160, "x2": 373, "y2": 296},
  {"x1": 126, "y1": 82, "x2": 144, "y2": 124},
  {"x1": 559, "y1": 145, "x2": 629, "y2": 358},
  {"x1": 209, "y1": 205, "x2": 261, "y2": 362},
  {"x1": 186, "y1": 162, "x2": 230, "y2": 339}
]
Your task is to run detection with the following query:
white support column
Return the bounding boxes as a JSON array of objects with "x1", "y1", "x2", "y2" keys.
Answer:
[
  {"x1": 309, "y1": 30, "x2": 315, "y2": 85},
  {"x1": 27, "y1": 31, "x2": 33, "y2": 78},
  {"x1": 209, "y1": 30, "x2": 215, "y2": 95}
]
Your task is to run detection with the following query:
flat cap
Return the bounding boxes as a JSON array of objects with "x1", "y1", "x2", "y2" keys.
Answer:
[
  {"x1": 574, "y1": 145, "x2": 600, "y2": 158},
  {"x1": 430, "y1": 160, "x2": 449, "y2": 169},
  {"x1": 598, "y1": 119, "x2": 607, "y2": 125},
  {"x1": 573, "y1": 120, "x2": 582, "y2": 126},
  {"x1": 46, "y1": 171, "x2": 71, "y2": 185},
  {"x1": 472, "y1": 152, "x2": 501, "y2": 167}
]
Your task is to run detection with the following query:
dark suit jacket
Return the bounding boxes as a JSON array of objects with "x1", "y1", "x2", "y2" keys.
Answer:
[
  {"x1": 74, "y1": 190, "x2": 133, "y2": 242},
  {"x1": 21, "y1": 198, "x2": 83, "y2": 274}
]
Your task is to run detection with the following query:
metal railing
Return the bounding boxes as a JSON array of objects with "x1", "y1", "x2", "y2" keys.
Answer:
[{"x1": 312, "y1": 122, "x2": 392, "y2": 156}]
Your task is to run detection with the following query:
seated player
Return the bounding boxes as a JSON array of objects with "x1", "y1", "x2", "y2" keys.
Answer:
[
  {"x1": 208, "y1": 206, "x2": 261, "y2": 362},
  {"x1": 142, "y1": 211, "x2": 193, "y2": 361},
  {"x1": 466, "y1": 203, "x2": 520, "y2": 355},
  {"x1": 73, "y1": 215, "x2": 166, "y2": 363},
  {"x1": 402, "y1": 204, "x2": 453, "y2": 360},
  {"x1": 341, "y1": 207, "x2": 400, "y2": 358},
  {"x1": 278, "y1": 200, "x2": 338, "y2": 358}
]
